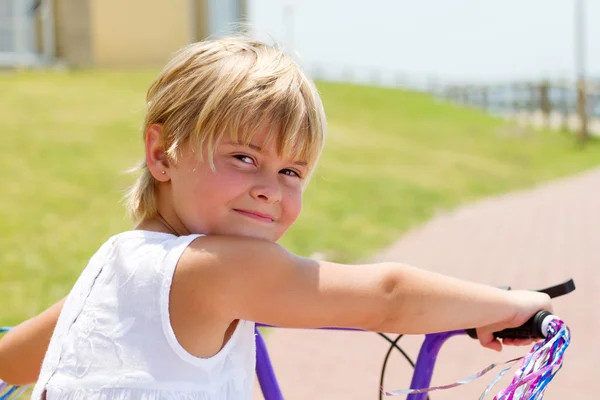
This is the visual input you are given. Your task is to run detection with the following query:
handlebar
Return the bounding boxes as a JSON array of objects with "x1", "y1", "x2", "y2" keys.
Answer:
[{"x1": 466, "y1": 279, "x2": 575, "y2": 340}]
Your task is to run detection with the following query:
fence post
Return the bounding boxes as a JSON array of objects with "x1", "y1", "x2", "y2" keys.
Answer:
[
  {"x1": 539, "y1": 81, "x2": 551, "y2": 129},
  {"x1": 558, "y1": 84, "x2": 568, "y2": 131},
  {"x1": 577, "y1": 79, "x2": 589, "y2": 142}
]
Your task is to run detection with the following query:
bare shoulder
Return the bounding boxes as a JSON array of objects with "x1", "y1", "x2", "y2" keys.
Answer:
[
  {"x1": 167, "y1": 235, "x2": 297, "y2": 357},
  {"x1": 175, "y1": 235, "x2": 299, "y2": 286}
]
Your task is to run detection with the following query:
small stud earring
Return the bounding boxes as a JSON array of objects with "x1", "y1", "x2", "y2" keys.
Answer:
[{"x1": 161, "y1": 170, "x2": 166, "y2": 175}]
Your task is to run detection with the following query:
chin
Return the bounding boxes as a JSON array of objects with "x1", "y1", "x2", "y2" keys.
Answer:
[{"x1": 230, "y1": 228, "x2": 278, "y2": 242}]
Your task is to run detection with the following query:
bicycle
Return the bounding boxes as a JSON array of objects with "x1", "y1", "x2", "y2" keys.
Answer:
[{"x1": 1, "y1": 279, "x2": 575, "y2": 400}]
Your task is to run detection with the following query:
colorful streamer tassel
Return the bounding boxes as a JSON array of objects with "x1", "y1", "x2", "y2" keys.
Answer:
[
  {"x1": 383, "y1": 318, "x2": 570, "y2": 399},
  {"x1": 0, "y1": 382, "x2": 28, "y2": 400},
  {"x1": 485, "y1": 318, "x2": 570, "y2": 400}
]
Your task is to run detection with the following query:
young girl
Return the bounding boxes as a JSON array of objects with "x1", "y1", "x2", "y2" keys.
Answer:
[{"x1": 0, "y1": 36, "x2": 551, "y2": 399}]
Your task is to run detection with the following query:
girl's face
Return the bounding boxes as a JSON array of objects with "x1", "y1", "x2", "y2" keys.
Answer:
[{"x1": 161, "y1": 127, "x2": 309, "y2": 242}]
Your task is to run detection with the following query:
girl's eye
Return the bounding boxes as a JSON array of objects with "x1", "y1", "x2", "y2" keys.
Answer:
[
  {"x1": 280, "y1": 169, "x2": 302, "y2": 178},
  {"x1": 234, "y1": 155, "x2": 255, "y2": 165}
]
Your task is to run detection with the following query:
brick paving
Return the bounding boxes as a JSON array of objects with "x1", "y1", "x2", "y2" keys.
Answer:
[{"x1": 253, "y1": 166, "x2": 600, "y2": 399}]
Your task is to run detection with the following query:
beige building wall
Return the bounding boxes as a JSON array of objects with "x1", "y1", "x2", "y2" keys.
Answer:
[
  {"x1": 54, "y1": 0, "x2": 93, "y2": 66},
  {"x1": 192, "y1": 0, "x2": 209, "y2": 42},
  {"x1": 89, "y1": 0, "x2": 192, "y2": 67},
  {"x1": 50, "y1": 0, "x2": 226, "y2": 67}
]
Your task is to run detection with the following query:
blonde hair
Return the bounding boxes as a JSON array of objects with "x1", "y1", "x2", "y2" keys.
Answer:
[{"x1": 125, "y1": 36, "x2": 327, "y2": 222}]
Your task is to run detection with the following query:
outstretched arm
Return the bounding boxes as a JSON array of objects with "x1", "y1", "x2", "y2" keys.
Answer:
[
  {"x1": 177, "y1": 236, "x2": 551, "y2": 351},
  {"x1": 0, "y1": 297, "x2": 65, "y2": 385}
]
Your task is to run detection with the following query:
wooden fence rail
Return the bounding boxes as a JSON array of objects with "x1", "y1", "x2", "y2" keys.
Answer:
[{"x1": 438, "y1": 81, "x2": 600, "y2": 142}]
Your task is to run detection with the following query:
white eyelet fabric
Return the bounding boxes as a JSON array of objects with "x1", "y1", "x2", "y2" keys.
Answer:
[{"x1": 32, "y1": 231, "x2": 256, "y2": 400}]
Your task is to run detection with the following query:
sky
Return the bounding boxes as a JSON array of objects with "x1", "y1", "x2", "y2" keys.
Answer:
[{"x1": 245, "y1": 0, "x2": 599, "y2": 86}]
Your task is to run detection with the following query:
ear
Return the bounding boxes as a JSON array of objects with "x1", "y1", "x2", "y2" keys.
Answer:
[{"x1": 145, "y1": 124, "x2": 171, "y2": 182}]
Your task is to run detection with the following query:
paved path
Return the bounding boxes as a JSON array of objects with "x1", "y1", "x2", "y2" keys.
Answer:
[{"x1": 253, "y1": 166, "x2": 600, "y2": 399}]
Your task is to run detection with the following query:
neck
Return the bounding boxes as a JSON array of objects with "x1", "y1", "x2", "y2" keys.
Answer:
[
  {"x1": 155, "y1": 210, "x2": 184, "y2": 236},
  {"x1": 146, "y1": 185, "x2": 190, "y2": 236}
]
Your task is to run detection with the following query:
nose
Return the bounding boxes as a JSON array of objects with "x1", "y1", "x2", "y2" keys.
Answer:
[{"x1": 250, "y1": 173, "x2": 282, "y2": 204}]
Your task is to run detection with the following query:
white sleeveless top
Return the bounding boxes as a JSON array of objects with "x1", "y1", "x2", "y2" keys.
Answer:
[{"x1": 31, "y1": 231, "x2": 256, "y2": 400}]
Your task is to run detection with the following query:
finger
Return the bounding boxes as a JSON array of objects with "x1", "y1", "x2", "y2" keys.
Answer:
[
  {"x1": 485, "y1": 339, "x2": 502, "y2": 352},
  {"x1": 479, "y1": 333, "x2": 502, "y2": 352}
]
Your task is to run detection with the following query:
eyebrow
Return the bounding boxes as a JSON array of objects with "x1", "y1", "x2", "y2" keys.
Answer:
[{"x1": 227, "y1": 142, "x2": 308, "y2": 167}]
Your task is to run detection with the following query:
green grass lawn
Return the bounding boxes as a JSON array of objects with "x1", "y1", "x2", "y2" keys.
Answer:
[{"x1": 1, "y1": 70, "x2": 599, "y2": 325}]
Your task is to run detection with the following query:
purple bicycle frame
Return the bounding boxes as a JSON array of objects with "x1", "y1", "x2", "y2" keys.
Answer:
[
  {"x1": 255, "y1": 324, "x2": 465, "y2": 400},
  {"x1": 0, "y1": 326, "x2": 466, "y2": 400}
]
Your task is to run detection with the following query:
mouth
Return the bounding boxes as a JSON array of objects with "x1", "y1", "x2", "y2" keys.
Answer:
[{"x1": 233, "y1": 209, "x2": 275, "y2": 223}]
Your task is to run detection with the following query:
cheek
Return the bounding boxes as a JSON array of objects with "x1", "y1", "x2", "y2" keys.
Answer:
[
  {"x1": 283, "y1": 187, "x2": 303, "y2": 223},
  {"x1": 217, "y1": 168, "x2": 250, "y2": 190},
  {"x1": 183, "y1": 166, "x2": 249, "y2": 206}
]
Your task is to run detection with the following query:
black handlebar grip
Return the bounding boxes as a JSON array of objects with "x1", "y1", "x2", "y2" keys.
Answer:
[{"x1": 466, "y1": 310, "x2": 554, "y2": 340}]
